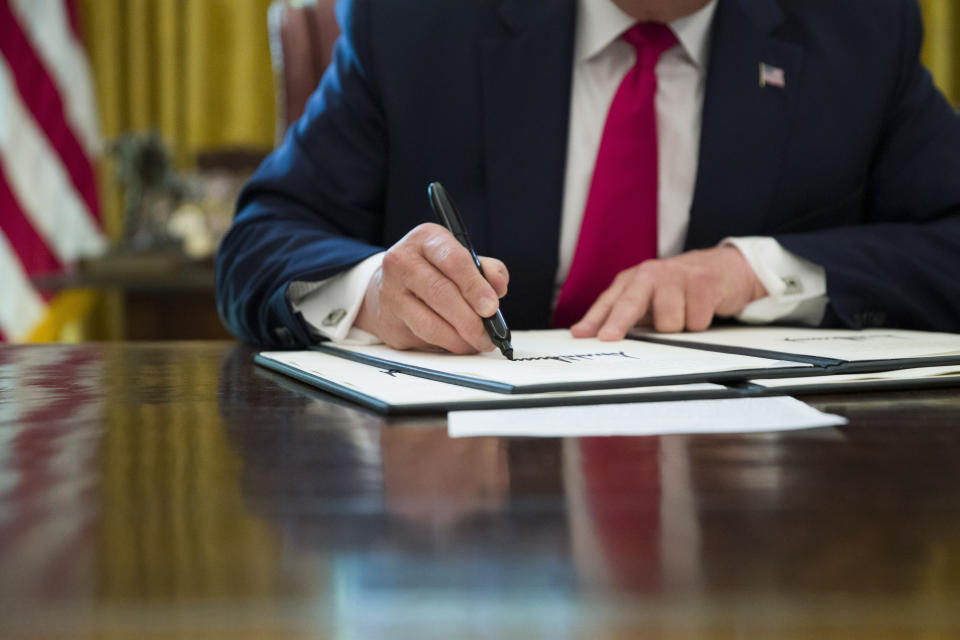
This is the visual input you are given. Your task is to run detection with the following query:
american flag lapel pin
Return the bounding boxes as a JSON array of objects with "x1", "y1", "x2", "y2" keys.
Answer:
[{"x1": 759, "y1": 62, "x2": 786, "y2": 89}]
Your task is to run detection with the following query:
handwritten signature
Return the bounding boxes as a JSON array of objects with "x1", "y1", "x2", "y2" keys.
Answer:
[{"x1": 513, "y1": 351, "x2": 642, "y2": 364}]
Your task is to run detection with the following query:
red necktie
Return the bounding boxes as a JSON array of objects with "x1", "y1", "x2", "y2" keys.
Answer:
[{"x1": 553, "y1": 23, "x2": 677, "y2": 329}]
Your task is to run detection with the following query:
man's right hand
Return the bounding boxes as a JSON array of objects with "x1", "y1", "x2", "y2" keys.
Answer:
[{"x1": 354, "y1": 223, "x2": 509, "y2": 353}]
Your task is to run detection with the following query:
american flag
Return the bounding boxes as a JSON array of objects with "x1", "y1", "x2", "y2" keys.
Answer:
[
  {"x1": 0, "y1": 0, "x2": 106, "y2": 342},
  {"x1": 759, "y1": 62, "x2": 786, "y2": 89}
]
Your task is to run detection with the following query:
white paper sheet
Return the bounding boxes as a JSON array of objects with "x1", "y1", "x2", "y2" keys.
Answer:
[
  {"x1": 640, "y1": 327, "x2": 960, "y2": 361},
  {"x1": 751, "y1": 365, "x2": 960, "y2": 388},
  {"x1": 322, "y1": 329, "x2": 808, "y2": 391},
  {"x1": 258, "y1": 350, "x2": 726, "y2": 410},
  {"x1": 448, "y1": 396, "x2": 847, "y2": 438}
]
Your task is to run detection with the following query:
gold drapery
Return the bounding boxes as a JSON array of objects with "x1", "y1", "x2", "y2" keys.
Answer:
[
  {"x1": 39, "y1": 1, "x2": 278, "y2": 343},
  {"x1": 81, "y1": 0, "x2": 275, "y2": 157},
  {"x1": 79, "y1": 0, "x2": 276, "y2": 240},
  {"x1": 921, "y1": 0, "x2": 960, "y2": 106}
]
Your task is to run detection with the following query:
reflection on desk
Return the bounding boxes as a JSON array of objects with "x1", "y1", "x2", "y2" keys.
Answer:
[{"x1": 0, "y1": 342, "x2": 959, "y2": 638}]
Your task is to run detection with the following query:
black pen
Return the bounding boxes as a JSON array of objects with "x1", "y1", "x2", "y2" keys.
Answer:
[{"x1": 427, "y1": 182, "x2": 514, "y2": 360}]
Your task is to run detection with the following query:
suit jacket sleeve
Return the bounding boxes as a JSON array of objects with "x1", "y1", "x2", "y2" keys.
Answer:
[
  {"x1": 216, "y1": 0, "x2": 386, "y2": 347},
  {"x1": 775, "y1": 1, "x2": 960, "y2": 332}
]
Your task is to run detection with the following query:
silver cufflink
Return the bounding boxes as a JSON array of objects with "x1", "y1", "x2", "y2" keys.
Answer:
[
  {"x1": 782, "y1": 276, "x2": 804, "y2": 295},
  {"x1": 322, "y1": 308, "x2": 347, "y2": 327}
]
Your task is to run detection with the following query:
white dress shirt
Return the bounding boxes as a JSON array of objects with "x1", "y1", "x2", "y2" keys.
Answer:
[{"x1": 290, "y1": 0, "x2": 827, "y2": 343}]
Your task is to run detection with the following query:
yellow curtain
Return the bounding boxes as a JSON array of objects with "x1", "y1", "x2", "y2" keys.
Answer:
[
  {"x1": 79, "y1": 0, "x2": 276, "y2": 240},
  {"x1": 81, "y1": 0, "x2": 275, "y2": 156},
  {"x1": 31, "y1": 1, "x2": 278, "y2": 343},
  {"x1": 921, "y1": 0, "x2": 960, "y2": 106}
]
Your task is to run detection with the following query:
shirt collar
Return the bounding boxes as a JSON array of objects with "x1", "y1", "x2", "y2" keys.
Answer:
[{"x1": 575, "y1": 0, "x2": 718, "y2": 69}]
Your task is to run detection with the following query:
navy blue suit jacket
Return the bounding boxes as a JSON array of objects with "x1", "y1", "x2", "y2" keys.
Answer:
[{"x1": 217, "y1": 0, "x2": 960, "y2": 348}]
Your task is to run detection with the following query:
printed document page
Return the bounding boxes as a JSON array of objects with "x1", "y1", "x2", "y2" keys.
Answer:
[
  {"x1": 448, "y1": 396, "x2": 847, "y2": 438},
  {"x1": 322, "y1": 330, "x2": 808, "y2": 390},
  {"x1": 639, "y1": 327, "x2": 960, "y2": 361},
  {"x1": 259, "y1": 350, "x2": 725, "y2": 409},
  {"x1": 751, "y1": 365, "x2": 960, "y2": 389}
]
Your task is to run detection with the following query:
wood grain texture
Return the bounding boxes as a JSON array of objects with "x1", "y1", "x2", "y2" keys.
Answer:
[{"x1": 0, "y1": 342, "x2": 958, "y2": 639}]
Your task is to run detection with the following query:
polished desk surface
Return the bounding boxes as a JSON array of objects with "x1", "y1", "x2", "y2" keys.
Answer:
[{"x1": 1, "y1": 342, "x2": 959, "y2": 639}]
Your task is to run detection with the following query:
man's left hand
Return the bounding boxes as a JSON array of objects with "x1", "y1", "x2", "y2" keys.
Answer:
[{"x1": 570, "y1": 245, "x2": 768, "y2": 340}]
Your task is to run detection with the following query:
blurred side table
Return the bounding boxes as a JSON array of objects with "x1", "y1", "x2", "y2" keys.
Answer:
[{"x1": 32, "y1": 252, "x2": 233, "y2": 340}]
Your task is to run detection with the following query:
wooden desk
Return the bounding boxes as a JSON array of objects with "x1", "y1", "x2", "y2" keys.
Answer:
[{"x1": 1, "y1": 342, "x2": 959, "y2": 639}]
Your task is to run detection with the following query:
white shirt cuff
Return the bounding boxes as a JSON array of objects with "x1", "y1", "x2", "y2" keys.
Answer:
[
  {"x1": 722, "y1": 236, "x2": 828, "y2": 326},
  {"x1": 287, "y1": 252, "x2": 385, "y2": 344}
]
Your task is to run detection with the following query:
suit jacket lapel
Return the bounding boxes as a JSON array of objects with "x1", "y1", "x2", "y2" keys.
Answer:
[
  {"x1": 686, "y1": 0, "x2": 804, "y2": 249},
  {"x1": 481, "y1": 0, "x2": 575, "y2": 328}
]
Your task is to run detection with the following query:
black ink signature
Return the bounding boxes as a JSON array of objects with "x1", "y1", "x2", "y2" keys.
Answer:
[{"x1": 513, "y1": 351, "x2": 642, "y2": 364}]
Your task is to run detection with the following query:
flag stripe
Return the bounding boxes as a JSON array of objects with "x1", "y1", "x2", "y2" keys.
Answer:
[
  {"x1": 0, "y1": 58, "x2": 106, "y2": 265},
  {"x1": 7, "y1": 0, "x2": 101, "y2": 157},
  {"x1": 0, "y1": 163, "x2": 63, "y2": 277},
  {"x1": 0, "y1": 2, "x2": 101, "y2": 223},
  {"x1": 63, "y1": 0, "x2": 82, "y2": 42},
  {"x1": 0, "y1": 231, "x2": 47, "y2": 341},
  {"x1": 1, "y1": 0, "x2": 104, "y2": 342}
]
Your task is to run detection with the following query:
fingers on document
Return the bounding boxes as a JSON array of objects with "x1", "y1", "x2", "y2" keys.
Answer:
[
  {"x1": 572, "y1": 265, "x2": 716, "y2": 340},
  {"x1": 392, "y1": 226, "x2": 493, "y2": 352}
]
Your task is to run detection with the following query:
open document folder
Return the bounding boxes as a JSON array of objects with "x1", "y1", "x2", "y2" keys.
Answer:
[
  {"x1": 255, "y1": 327, "x2": 960, "y2": 412},
  {"x1": 633, "y1": 326, "x2": 960, "y2": 370},
  {"x1": 255, "y1": 349, "x2": 734, "y2": 414},
  {"x1": 307, "y1": 330, "x2": 813, "y2": 394}
]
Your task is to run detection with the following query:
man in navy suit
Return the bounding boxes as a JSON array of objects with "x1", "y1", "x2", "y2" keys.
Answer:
[{"x1": 217, "y1": 0, "x2": 960, "y2": 350}]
